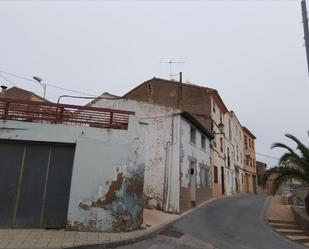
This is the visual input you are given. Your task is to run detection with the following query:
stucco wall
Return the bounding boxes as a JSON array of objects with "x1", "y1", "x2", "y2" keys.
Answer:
[{"x1": 0, "y1": 118, "x2": 146, "y2": 232}]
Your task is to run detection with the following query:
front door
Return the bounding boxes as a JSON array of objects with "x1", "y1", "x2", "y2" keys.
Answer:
[
  {"x1": 190, "y1": 162, "x2": 196, "y2": 205},
  {"x1": 221, "y1": 166, "x2": 225, "y2": 194}
]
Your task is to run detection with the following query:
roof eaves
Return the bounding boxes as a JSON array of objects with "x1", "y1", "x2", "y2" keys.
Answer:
[{"x1": 180, "y1": 111, "x2": 214, "y2": 139}]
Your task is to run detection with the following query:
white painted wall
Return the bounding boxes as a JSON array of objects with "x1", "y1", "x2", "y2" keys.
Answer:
[
  {"x1": 224, "y1": 111, "x2": 245, "y2": 194},
  {"x1": 0, "y1": 118, "x2": 146, "y2": 232},
  {"x1": 224, "y1": 113, "x2": 236, "y2": 196}
]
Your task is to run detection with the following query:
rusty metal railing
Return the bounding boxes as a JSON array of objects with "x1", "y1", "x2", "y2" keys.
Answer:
[{"x1": 0, "y1": 98, "x2": 134, "y2": 129}]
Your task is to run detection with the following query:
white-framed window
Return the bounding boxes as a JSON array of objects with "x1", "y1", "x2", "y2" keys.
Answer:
[
  {"x1": 190, "y1": 126, "x2": 196, "y2": 144},
  {"x1": 200, "y1": 166, "x2": 210, "y2": 187}
]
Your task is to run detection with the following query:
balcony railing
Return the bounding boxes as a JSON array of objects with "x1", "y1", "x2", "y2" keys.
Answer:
[{"x1": 0, "y1": 98, "x2": 134, "y2": 130}]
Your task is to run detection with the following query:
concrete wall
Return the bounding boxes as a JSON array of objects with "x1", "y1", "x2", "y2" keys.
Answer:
[
  {"x1": 179, "y1": 117, "x2": 211, "y2": 212},
  {"x1": 0, "y1": 118, "x2": 146, "y2": 232}
]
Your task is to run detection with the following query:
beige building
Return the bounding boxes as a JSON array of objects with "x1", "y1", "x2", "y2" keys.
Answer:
[
  {"x1": 243, "y1": 126, "x2": 257, "y2": 193},
  {"x1": 210, "y1": 94, "x2": 229, "y2": 197}
]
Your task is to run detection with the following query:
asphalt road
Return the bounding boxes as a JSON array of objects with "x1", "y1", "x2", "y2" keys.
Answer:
[{"x1": 114, "y1": 195, "x2": 306, "y2": 249}]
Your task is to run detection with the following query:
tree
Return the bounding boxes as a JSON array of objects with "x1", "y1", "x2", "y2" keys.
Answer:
[{"x1": 262, "y1": 134, "x2": 309, "y2": 214}]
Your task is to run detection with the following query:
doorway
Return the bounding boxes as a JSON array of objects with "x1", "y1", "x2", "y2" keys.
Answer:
[
  {"x1": 189, "y1": 162, "x2": 196, "y2": 206},
  {"x1": 221, "y1": 166, "x2": 225, "y2": 195}
]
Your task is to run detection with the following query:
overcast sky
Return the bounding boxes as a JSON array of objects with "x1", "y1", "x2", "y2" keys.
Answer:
[{"x1": 0, "y1": 0, "x2": 308, "y2": 167}]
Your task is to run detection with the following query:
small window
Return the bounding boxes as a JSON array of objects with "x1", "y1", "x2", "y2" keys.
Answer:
[
  {"x1": 201, "y1": 135, "x2": 206, "y2": 149},
  {"x1": 214, "y1": 166, "x2": 218, "y2": 183},
  {"x1": 213, "y1": 103, "x2": 216, "y2": 113},
  {"x1": 190, "y1": 126, "x2": 196, "y2": 144},
  {"x1": 200, "y1": 166, "x2": 209, "y2": 187}
]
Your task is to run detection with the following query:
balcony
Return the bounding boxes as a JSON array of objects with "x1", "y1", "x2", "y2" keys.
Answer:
[{"x1": 0, "y1": 98, "x2": 134, "y2": 130}]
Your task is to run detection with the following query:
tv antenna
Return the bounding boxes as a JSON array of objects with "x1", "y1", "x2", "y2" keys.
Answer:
[{"x1": 160, "y1": 60, "x2": 185, "y2": 79}]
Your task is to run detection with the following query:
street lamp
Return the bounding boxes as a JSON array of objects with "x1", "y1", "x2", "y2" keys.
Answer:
[
  {"x1": 33, "y1": 76, "x2": 46, "y2": 99},
  {"x1": 213, "y1": 122, "x2": 224, "y2": 135}
]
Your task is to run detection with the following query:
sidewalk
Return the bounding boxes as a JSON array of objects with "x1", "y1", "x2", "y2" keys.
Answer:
[
  {"x1": 0, "y1": 198, "x2": 217, "y2": 249},
  {"x1": 267, "y1": 195, "x2": 309, "y2": 247}
]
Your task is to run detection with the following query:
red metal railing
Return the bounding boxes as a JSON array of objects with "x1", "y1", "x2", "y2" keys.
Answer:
[{"x1": 0, "y1": 98, "x2": 135, "y2": 129}]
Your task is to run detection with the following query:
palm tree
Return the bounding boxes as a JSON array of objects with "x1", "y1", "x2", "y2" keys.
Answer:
[{"x1": 262, "y1": 134, "x2": 309, "y2": 214}]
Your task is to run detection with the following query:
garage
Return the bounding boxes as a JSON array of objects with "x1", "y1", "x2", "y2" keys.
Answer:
[{"x1": 0, "y1": 140, "x2": 75, "y2": 228}]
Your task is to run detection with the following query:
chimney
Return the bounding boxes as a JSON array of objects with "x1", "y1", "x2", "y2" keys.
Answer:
[{"x1": 0, "y1": 85, "x2": 7, "y2": 98}]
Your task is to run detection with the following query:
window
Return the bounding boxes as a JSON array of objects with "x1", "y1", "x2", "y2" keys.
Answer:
[
  {"x1": 253, "y1": 159, "x2": 256, "y2": 168},
  {"x1": 200, "y1": 166, "x2": 209, "y2": 187},
  {"x1": 220, "y1": 137, "x2": 223, "y2": 153},
  {"x1": 252, "y1": 140, "x2": 255, "y2": 150},
  {"x1": 201, "y1": 135, "x2": 206, "y2": 149},
  {"x1": 244, "y1": 135, "x2": 248, "y2": 149},
  {"x1": 240, "y1": 152, "x2": 242, "y2": 163},
  {"x1": 228, "y1": 119, "x2": 232, "y2": 140},
  {"x1": 190, "y1": 126, "x2": 196, "y2": 144},
  {"x1": 213, "y1": 103, "x2": 216, "y2": 113},
  {"x1": 214, "y1": 166, "x2": 218, "y2": 183},
  {"x1": 249, "y1": 138, "x2": 251, "y2": 148},
  {"x1": 227, "y1": 147, "x2": 230, "y2": 167}
]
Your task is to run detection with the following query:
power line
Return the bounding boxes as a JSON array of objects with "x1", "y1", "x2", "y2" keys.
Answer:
[
  {"x1": 0, "y1": 69, "x2": 96, "y2": 96},
  {"x1": 256, "y1": 152, "x2": 279, "y2": 161}
]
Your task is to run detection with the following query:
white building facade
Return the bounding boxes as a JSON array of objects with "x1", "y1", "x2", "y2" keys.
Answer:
[{"x1": 91, "y1": 96, "x2": 213, "y2": 213}]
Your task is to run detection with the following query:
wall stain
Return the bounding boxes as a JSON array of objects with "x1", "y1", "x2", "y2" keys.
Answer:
[{"x1": 75, "y1": 162, "x2": 145, "y2": 232}]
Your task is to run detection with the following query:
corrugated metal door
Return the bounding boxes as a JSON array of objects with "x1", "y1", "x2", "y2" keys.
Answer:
[
  {"x1": 0, "y1": 143, "x2": 24, "y2": 227},
  {"x1": 42, "y1": 145, "x2": 75, "y2": 228},
  {"x1": 0, "y1": 140, "x2": 75, "y2": 228}
]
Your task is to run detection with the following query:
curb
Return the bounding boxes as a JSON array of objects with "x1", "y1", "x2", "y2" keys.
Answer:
[{"x1": 65, "y1": 196, "x2": 230, "y2": 249}]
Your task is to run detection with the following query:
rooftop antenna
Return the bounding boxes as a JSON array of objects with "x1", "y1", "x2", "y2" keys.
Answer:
[{"x1": 160, "y1": 60, "x2": 185, "y2": 80}]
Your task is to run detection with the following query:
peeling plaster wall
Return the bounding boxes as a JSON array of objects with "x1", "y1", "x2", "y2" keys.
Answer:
[
  {"x1": 0, "y1": 118, "x2": 146, "y2": 232},
  {"x1": 91, "y1": 98, "x2": 179, "y2": 211},
  {"x1": 179, "y1": 117, "x2": 211, "y2": 211}
]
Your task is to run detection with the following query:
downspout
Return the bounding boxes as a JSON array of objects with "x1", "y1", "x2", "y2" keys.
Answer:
[{"x1": 163, "y1": 141, "x2": 171, "y2": 210}]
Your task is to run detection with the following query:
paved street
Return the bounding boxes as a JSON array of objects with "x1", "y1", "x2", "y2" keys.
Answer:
[{"x1": 114, "y1": 195, "x2": 306, "y2": 249}]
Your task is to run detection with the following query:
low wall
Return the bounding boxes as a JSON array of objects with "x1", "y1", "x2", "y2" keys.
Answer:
[{"x1": 291, "y1": 205, "x2": 309, "y2": 235}]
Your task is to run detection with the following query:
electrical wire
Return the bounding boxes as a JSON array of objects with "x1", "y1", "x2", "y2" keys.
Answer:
[
  {"x1": 0, "y1": 69, "x2": 96, "y2": 96},
  {"x1": 256, "y1": 152, "x2": 279, "y2": 161}
]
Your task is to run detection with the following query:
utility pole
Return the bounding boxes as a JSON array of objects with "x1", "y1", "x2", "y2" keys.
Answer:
[
  {"x1": 178, "y1": 72, "x2": 183, "y2": 109},
  {"x1": 301, "y1": 0, "x2": 309, "y2": 75}
]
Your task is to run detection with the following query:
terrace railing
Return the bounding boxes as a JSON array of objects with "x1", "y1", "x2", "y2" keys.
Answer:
[{"x1": 0, "y1": 98, "x2": 134, "y2": 130}]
